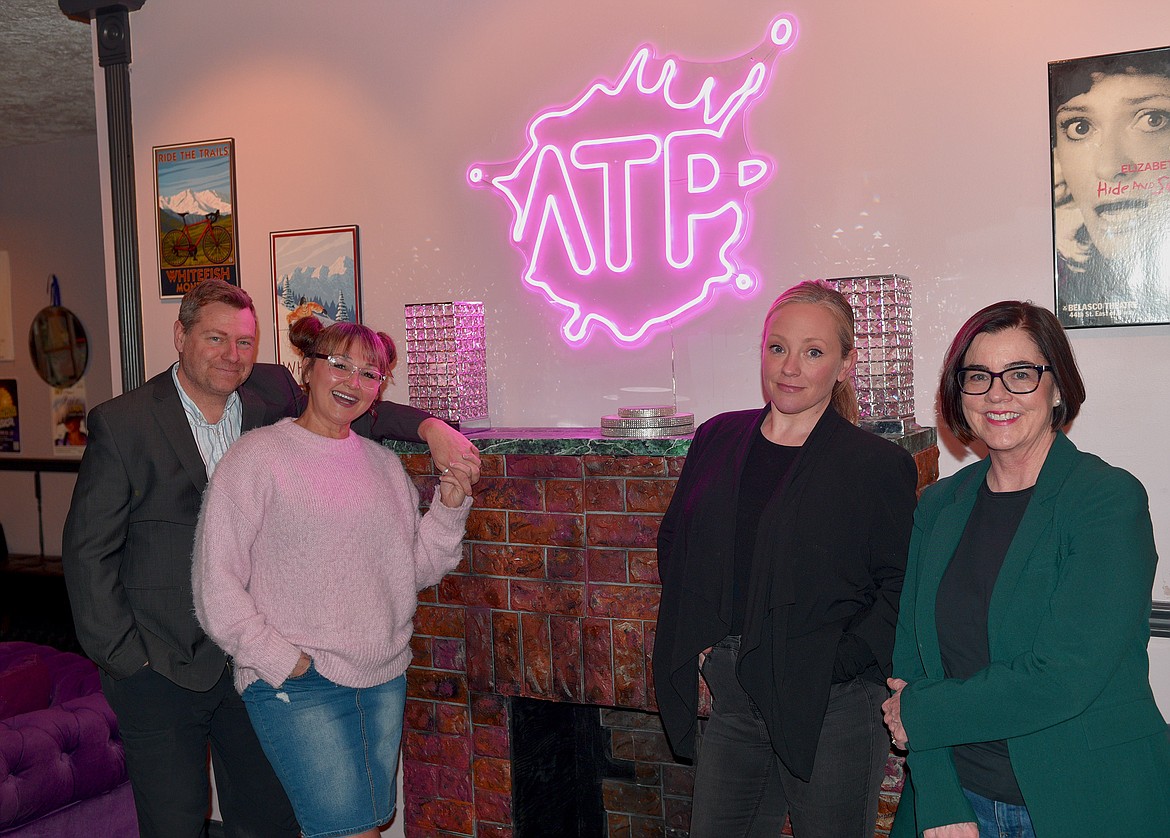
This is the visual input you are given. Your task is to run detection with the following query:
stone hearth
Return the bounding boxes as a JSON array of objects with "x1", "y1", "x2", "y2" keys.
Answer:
[{"x1": 389, "y1": 427, "x2": 938, "y2": 837}]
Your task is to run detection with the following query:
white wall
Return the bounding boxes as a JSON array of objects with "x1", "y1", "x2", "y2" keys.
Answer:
[
  {"x1": 0, "y1": 135, "x2": 110, "y2": 554},
  {"x1": 91, "y1": 0, "x2": 1170, "y2": 760}
]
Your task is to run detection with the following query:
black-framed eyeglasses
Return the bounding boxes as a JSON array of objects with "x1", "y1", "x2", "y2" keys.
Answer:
[
  {"x1": 957, "y1": 365, "x2": 1053, "y2": 395},
  {"x1": 309, "y1": 353, "x2": 386, "y2": 389}
]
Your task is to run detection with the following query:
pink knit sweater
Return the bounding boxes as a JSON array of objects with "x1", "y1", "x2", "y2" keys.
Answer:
[{"x1": 192, "y1": 418, "x2": 471, "y2": 693}]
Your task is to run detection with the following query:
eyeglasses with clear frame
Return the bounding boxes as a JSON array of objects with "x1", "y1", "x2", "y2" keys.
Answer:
[
  {"x1": 309, "y1": 353, "x2": 386, "y2": 389},
  {"x1": 956, "y1": 365, "x2": 1054, "y2": 396}
]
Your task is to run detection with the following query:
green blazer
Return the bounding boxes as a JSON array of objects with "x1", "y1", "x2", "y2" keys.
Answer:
[{"x1": 891, "y1": 432, "x2": 1170, "y2": 837}]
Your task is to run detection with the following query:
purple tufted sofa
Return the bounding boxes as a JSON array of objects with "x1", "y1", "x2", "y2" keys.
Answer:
[{"x1": 0, "y1": 642, "x2": 136, "y2": 837}]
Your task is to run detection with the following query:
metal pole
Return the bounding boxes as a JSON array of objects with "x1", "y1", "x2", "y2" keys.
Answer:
[{"x1": 60, "y1": 1, "x2": 147, "y2": 391}]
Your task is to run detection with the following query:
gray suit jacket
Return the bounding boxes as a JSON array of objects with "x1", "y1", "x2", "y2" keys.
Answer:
[{"x1": 62, "y1": 363, "x2": 428, "y2": 690}]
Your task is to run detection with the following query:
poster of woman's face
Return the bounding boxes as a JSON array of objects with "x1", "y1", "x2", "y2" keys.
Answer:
[{"x1": 1050, "y1": 46, "x2": 1170, "y2": 328}]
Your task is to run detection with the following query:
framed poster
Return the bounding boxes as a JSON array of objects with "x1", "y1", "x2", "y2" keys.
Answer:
[
  {"x1": 51, "y1": 381, "x2": 88, "y2": 456},
  {"x1": 1049, "y1": 46, "x2": 1170, "y2": 328},
  {"x1": 154, "y1": 138, "x2": 239, "y2": 299},
  {"x1": 0, "y1": 379, "x2": 19, "y2": 453},
  {"x1": 271, "y1": 226, "x2": 361, "y2": 377}
]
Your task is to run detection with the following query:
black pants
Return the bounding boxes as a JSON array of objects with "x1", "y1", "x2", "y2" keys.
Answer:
[
  {"x1": 101, "y1": 664, "x2": 298, "y2": 838},
  {"x1": 690, "y1": 637, "x2": 889, "y2": 838}
]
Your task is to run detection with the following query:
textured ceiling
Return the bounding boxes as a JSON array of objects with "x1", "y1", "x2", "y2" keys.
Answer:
[{"x1": 0, "y1": 1, "x2": 96, "y2": 150}]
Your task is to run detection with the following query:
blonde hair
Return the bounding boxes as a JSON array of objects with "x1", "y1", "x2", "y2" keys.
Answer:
[{"x1": 762, "y1": 280, "x2": 859, "y2": 425}]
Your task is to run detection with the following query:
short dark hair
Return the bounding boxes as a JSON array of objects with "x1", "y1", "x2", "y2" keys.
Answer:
[
  {"x1": 177, "y1": 279, "x2": 256, "y2": 333},
  {"x1": 939, "y1": 301, "x2": 1085, "y2": 444}
]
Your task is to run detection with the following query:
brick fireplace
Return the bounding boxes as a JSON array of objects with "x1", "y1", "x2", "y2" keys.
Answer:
[{"x1": 391, "y1": 428, "x2": 938, "y2": 837}]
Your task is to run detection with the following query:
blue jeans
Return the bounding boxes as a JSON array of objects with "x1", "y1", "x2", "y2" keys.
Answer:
[
  {"x1": 689, "y1": 636, "x2": 889, "y2": 838},
  {"x1": 243, "y1": 665, "x2": 407, "y2": 838},
  {"x1": 962, "y1": 788, "x2": 1037, "y2": 838}
]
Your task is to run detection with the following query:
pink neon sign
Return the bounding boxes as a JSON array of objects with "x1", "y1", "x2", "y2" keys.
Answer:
[{"x1": 469, "y1": 15, "x2": 799, "y2": 346}]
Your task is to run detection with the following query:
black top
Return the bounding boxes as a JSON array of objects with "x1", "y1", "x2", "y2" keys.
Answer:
[
  {"x1": 936, "y1": 480, "x2": 1033, "y2": 805},
  {"x1": 732, "y1": 431, "x2": 799, "y2": 634},
  {"x1": 652, "y1": 405, "x2": 918, "y2": 778}
]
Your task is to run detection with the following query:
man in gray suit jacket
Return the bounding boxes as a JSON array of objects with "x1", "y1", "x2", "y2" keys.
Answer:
[{"x1": 62, "y1": 280, "x2": 479, "y2": 838}]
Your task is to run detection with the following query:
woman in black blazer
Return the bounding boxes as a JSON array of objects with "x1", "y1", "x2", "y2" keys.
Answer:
[{"x1": 653, "y1": 281, "x2": 917, "y2": 837}]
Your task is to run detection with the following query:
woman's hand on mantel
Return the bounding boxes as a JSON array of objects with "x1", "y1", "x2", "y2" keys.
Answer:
[{"x1": 419, "y1": 418, "x2": 481, "y2": 483}]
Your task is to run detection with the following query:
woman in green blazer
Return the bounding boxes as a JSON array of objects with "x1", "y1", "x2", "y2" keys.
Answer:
[{"x1": 883, "y1": 301, "x2": 1170, "y2": 838}]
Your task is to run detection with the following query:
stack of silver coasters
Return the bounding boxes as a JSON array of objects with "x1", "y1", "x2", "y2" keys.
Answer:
[{"x1": 600, "y1": 405, "x2": 694, "y2": 438}]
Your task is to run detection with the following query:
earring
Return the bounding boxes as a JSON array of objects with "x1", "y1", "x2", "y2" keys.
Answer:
[{"x1": 1054, "y1": 398, "x2": 1062, "y2": 407}]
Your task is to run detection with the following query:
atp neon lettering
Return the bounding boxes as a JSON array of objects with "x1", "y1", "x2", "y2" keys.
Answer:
[{"x1": 469, "y1": 15, "x2": 798, "y2": 346}]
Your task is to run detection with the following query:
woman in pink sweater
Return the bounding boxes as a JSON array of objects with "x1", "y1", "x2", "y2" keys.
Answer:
[{"x1": 192, "y1": 321, "x2": 472, "y2": 838}]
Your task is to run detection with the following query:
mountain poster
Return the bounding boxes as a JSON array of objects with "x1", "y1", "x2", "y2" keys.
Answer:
[{"x1": 270, "y1": 225, "x2": 361, "y2": 376}]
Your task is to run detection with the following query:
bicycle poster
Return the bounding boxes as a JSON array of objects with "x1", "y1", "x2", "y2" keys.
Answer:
[{"x1": 153, "y1": 137, "x2": 240, "y2": 299}]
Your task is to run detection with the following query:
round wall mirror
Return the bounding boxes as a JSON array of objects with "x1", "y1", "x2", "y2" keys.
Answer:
[{"x1": 28, "y1": 306, "x2": 89, "y2": 388}]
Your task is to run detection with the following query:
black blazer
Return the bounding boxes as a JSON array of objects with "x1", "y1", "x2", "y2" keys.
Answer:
[
  {"x1": 652, "y1": 405, "x2": 917, "y2": 779},
  {"x1": 62, "y1": 363, "x2": 429, "y2": 690}
]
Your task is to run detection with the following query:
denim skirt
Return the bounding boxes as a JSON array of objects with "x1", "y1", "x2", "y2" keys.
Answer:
[{"x1": 243, "y1": 665, "x2": 407, "y2": 838}]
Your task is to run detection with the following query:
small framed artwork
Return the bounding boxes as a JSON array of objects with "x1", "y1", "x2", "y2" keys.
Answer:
[
  {"x1": 1049, "y1": 46, "x2": 1170, "y2": 328},
  {"x1": 154, "y1": 138, "x2": 240, "y2": 299},
  {"x1": 0, "y1": 378, "x2": 20, "y2": 453},
  {"x1": 51, "y1": 382, "x2": 88, "y2": 457},
  {"x1": 271, "y1": 225, "x2": 361, "y2": 377}
]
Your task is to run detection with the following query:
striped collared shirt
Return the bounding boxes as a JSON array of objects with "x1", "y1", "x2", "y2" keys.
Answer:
[{"x1": 171, "y1": 362, "x2": 243, "y2": 479}]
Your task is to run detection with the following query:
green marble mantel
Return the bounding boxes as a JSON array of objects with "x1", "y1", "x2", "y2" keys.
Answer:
[{"x1": 384, "y1": 424, "x2": 937, "y2": 457}]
